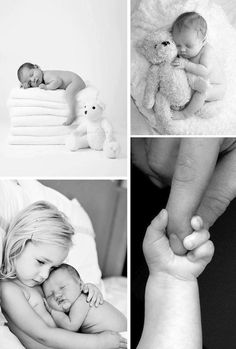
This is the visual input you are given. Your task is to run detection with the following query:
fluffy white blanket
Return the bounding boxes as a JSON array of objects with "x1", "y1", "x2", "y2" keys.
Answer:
[
  {"x1": 131, "y1": 0, "x2": 236, "y2": 134},
  {"x1": 11, "y1": 115, "x2": 70, "y2": 127}
]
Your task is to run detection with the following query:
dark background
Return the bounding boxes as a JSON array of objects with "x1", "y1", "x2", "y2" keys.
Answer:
[{"x1": 131, "y1": 163, "x2": 236, "y2": 349}]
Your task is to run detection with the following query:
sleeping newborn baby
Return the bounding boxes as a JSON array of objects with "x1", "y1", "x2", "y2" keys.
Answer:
[
  {"x1": 17, "y1": 63, "x2": 86, "y2": 125},
  {"x1": 171, "y1": 11, "x2": 226, "y2": 118},
  {"x1": 42, "y1": 263, "x2": 127, "y2": 333}
]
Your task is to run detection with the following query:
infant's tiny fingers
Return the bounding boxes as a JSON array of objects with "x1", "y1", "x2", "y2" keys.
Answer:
[
  {"x1": 187, "y1": 240, "x2": 214, "y2": 263},
  {"x1": 191, "y1": 216, "x2": 203, "y2": 231},
  {"x1": 87, "y1": 289, "x2": 94, "y2": 302},
  {"x1": 183, "y1": 229, "x2": 210, "y2": 250}
]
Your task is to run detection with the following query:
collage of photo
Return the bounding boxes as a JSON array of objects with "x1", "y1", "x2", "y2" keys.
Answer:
[{"x1": 1, "y1": 1, "x2": 236, "y2": 349}]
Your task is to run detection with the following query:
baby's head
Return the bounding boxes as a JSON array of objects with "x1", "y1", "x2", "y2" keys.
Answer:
[
  {"x1": 42, "y1": 263, "x2": 83, "y2": 312},
  {"x1": 172, "y1": 12, "x2": 207, "y2": 58},
  {"x1": 17, "y1": 62, "x2": 43, "y2": 88},
  {"x1": 1, "y1": 201, "x2": 74, "y2": 285}
]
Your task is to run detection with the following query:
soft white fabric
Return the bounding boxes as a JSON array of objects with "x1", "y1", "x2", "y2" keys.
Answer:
[
  {"x1": 8, "y1": 86, "x2": 99, "y2": 143},
  {"x1": 9, "y1": 135, "x2": 67, "y2": 145},
  {"x1": 10, "y1": 106, "x2": 69, "y2": 117},
  {"x1": 0, "y1": 326, "x2": 25, "y2": 349},
  {"x1": 131, "y1": 0, "x2": 236, "y2": 135},
  {"x1": 11, "y1": 125, "x2": 78, "y2": 137},
  {"x1": 11, "y1": 115, "x2": 69, "y2": 127},
  {"x1": 8, "y1": 85, "x2": 99, "y2": 104},
  {"x1": 0, "y1": 180, "x2": 102, "y2": 286}
]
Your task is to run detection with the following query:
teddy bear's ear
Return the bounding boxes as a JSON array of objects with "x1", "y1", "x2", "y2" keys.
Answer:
[{"x1": 97, "y1": 101, "x2": 106, "y2": 110}]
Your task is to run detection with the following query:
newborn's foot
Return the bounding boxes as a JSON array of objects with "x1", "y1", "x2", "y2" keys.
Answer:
[
  {"x1": 63, "y1": 115, "x2": 76, "y2": 126},
  {"x1": 193, "y1": 77, "x2": 209, "y2": 93},
  {"x1": 181, "y1": 108, "x2": 195, "y2": 119}
]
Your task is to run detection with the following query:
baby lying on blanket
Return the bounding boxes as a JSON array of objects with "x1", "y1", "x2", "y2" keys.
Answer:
[
  {"x1": 171, "y1": 12, "x2": 226, "y2": 118},
  {"x1": 42, "y1": 263, "x2": 127, "y2": 333},
  {"x1": 17, "y1": 62, "x2": 86, "y2": 125}
]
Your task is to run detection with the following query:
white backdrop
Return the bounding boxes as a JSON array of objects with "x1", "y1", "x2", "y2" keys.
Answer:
[{"x1": 0, "y1": 0, "x2": 127, "y2": 132}]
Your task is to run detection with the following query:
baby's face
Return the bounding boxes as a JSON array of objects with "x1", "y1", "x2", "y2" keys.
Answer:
[
  {"x1": 20, "y1": 67, "x2": 43, "y2": 88},
  {"x1": 43, "y1": 269, "x2": 82, "y2": 312},
  {"x1": 172, "y1": 27, "x2": 205, "y2": 59}
]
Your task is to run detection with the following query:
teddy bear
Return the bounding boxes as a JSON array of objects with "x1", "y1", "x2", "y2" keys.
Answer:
[
  {"x1": 138, "y1": 29, "x2": 203, "y2": 124},
  {"x1": 65, "y1": 101, "x2": 120, "y2": 159}
]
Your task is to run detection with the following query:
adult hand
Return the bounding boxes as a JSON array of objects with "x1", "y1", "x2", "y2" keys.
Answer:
[{"x1": 132, "y1": 138, "x2": 236, "y2": 254}]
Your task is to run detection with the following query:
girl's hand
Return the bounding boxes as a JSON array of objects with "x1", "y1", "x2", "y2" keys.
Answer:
[
  {"x1": 171, "y1": 57, "x2": 187, "y2": 69},
  {"x1": 82, "y1": 283, "x2": 104, "y2": 307},
  {"x1": 98, "y1": 331, "x2": 127, "y2": 349},
  {"x1": 143, "y1": 209, "x2": 214, "y2": 281}
]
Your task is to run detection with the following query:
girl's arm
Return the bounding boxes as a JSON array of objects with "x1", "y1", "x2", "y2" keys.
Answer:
[{"x1": 0, "y1": 281, "x2": 113, "y2": 349}]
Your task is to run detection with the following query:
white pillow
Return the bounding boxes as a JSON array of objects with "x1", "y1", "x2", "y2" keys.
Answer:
[{"x1": 0, "y1": 180, "x2": 102, "y2": 286}]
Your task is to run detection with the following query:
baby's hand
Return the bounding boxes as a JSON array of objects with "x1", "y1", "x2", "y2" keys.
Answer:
[
  {"x1": 171, "y1": 57, "x2": 187, "y2": 69},
  {"x1": 43, "y1": 298, "x2": 52, "y2": 314},
  {"x1": 82, "y1": 283, "x2": 104, "y2": 307},
  {"x1": 39, "y1": 83, "x2": 46, "y2": 89},
  {"x1": 98, "y1": 331, "x2": 127, "y2": 349},
  {"x1": 21, "y1": 82, "x2": 29, "y2": 89},
  {"x1": 143, "y1": 209, "x2": 214, "y2": 281}
]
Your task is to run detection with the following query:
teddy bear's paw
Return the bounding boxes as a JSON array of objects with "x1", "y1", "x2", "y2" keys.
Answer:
[
  {"x1": 103, "y1": 141, "x2": 120, "y2": 159},
  {"x1": 65, "y1": 135, "x2": 79, "y2": 151},
  {"x1": 143, "y1": 96, "x2": 154, "y2": 110}
]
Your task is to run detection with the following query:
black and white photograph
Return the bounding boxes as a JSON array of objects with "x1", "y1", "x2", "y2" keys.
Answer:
[
  {"x1": 131, "y1": 0, "x2": 236, "y2": 135},
  {"x1": 131, "y1": 138, "x2": 236, "y2": 349},
  {"x1": 0, "y1": 179, "x2": 127, "y2": 349},
  {"x1": 0, "y1": 0, "x2": 127, "y2": 177}
]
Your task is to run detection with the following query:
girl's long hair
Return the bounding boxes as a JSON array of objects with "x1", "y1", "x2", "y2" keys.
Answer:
[{"x1": 1, "y1": 201, "x2": 74, "y2": 279}]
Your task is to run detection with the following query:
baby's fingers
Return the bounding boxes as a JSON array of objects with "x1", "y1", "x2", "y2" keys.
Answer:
[
  {"x1": 183, "y1": 229, "x2": 210, "y2": 250},
  {"x1": 191, "y1": 216, "x2": 204, "y2": 231},
  {"x1": 119, "y1": 337, "x2": 127, "y2": 348},
  {"x1": 187, "y1": 240, "x2": 214, "y2": 264}
]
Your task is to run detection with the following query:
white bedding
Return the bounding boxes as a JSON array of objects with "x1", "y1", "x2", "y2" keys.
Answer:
[{"x1": 131, "y1": 0, "x2": 236, "y2": 135}]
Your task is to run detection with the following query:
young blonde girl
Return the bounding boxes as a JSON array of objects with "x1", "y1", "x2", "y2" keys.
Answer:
[{"x1": 0, "y1": 201, "x2": 126, "y2": 349}]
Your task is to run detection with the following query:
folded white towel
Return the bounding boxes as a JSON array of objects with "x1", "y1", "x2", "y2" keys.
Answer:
[
  {"x1": 10, "y1": 106, "x2": 69, "y2": 117},
  {"x1": 9, "y1": 135, "x2": 66, "y2": 145},
  {"x1": 11, "y1": 115, "x2": 69, "y2": 127},
  {"x1": 8, "y1": 99, "x2": 68, "y2": 109},
  {"x1": 11, "y1": 125, "x2": 77, "y2": 136},
  {"x1": 8, "y1": 85, "x2": 99, "y2": 104}
]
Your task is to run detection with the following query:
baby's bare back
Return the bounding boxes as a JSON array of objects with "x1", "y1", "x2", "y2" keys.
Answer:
[
  {"x1": 81, "y1": 296, "x2": 127, "y2": 334},
  {"x1": 191, "y1": 43, "x2": 225, "y2": 84},
  {"x1": 43, "y1": 70, "x2": 84, "y2": 89}
]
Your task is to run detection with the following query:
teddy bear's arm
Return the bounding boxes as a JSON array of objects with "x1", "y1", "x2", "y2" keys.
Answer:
[
  {"x1": 101, "y1": 118, "x2": 114, "y2": 141},
  {"x1": 143, "y1": 65, "x2": 160, "y2": 109},
  {"x1": 74, "y1": 122, "x2": 87, "y2": 136}
]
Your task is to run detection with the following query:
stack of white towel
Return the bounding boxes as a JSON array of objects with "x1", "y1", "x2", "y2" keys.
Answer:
[{"x1": 7, "y1": 86, "x2": 98, "y2": 145}]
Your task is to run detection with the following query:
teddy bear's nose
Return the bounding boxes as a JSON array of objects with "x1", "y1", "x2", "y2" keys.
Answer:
[
  {"x1": 162, "y1": 41, "x2": 170, "y2": 46},
  {"x1": 84, "y1": 110, "x2": 87, "y2": 115}
]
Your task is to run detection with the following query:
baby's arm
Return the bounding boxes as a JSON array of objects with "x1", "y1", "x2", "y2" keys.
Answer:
[
  {"x1": 0, "y1": 281, "x2": 125, "y2": 349},
  {"x1": 50, "y1": 295, "x2": 90, "y2": 332},
  {"x1": 39, "y1": 78, "x2": 63, "y2": 90},
  {"x1": 137, "y1": 210, "x2": 214, "y2": 349}
]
